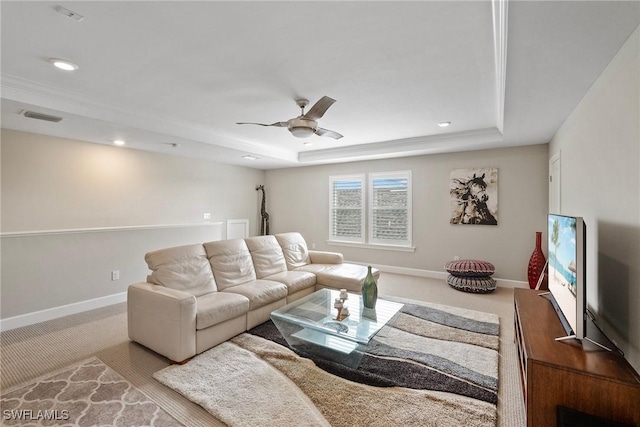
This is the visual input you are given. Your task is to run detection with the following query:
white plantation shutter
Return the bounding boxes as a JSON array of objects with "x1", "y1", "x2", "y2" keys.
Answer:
[
  {"x1": 369, "y1": 171, "x2": 412, "y2": 246},
  {"x1": 329, "y1": 175, "x2": 364, "y2": 242}
]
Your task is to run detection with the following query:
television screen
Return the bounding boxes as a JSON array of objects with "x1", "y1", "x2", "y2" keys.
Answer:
[{"x1": 547, "y1": 214, "x2": 586, "y2": 339}]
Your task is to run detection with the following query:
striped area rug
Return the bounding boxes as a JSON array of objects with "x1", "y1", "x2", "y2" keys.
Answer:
[
  {"x1": 154, "y1": 299, "x2": 499, "y2": 427},
  {"x1": 251, "y1": 300, "x2": 500, "y2": 404}
]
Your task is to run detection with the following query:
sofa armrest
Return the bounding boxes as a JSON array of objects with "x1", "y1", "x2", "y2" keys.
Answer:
[
  {"x1": 127, "y1": 282, "x2": 197, "y2": 362},
  {"x1": 308, "y1": 250, "x2": 343, "y2": 264}
]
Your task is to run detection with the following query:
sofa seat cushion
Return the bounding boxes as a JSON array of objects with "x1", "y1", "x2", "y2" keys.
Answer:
[
  {"x1": 195, "y1": 292, "x2": 250, "y2": 330},
  {"x1": 294, "y1": 263, "x2": 338, "y2": 275},
  {"x1": 145, "y1": 244, "x2": 217, "y2": 297},
  {"x1": 222, "y1": 280, "x2": 287, "y2": 310},
  {"x1": 263, "y1": 271, "x2": 316, "y2": 294},
  {"x1": 314, "y1": 264, "x2": 381, "y2": 292}
]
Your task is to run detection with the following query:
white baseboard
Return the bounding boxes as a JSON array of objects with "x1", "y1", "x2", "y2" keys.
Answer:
[
  {"x1": 0, "y1": 292, "x2": 127, "y2": 332},
  {"x1": 348, "y1": 261, "x2": 529, "y2": 289}
]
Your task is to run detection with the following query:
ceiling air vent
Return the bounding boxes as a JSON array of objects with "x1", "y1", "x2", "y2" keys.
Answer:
[
  {"x1": 54, "y1": 5, "x2": 84, "y2": 22},
  {"x1": 21, "y1": 110, "x2": 63, "y2": 123}
]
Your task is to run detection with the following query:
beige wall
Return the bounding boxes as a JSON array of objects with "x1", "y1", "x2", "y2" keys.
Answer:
[
  {"x1": 1, "y1": 130, "x2": 263, "y2": 231},
  {"x1": 265, "y1": 144, "x2": 549, "y2": 282},
  {"x1": 0, "y1": 130, "x2": 264, "y2": 319},
  {"x1": 549, "y1": 26, "x2": 639, "y2": 372}
]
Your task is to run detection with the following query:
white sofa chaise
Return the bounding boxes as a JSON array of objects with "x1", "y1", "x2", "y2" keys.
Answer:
[{"x1": 127, "y1": 232, "x2": 380, "y2": 362}]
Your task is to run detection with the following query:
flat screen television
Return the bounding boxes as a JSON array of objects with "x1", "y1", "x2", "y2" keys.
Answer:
[{"x1": 547, "y1": 214, "x2": 587, "y2": 340}]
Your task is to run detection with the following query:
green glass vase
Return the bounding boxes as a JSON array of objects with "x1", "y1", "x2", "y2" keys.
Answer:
[{"x1": 362, "y1": 265, "x2": 378, "y2": 309}]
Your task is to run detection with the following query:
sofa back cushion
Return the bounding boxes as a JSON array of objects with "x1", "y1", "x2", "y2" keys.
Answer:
[
  {"x1": 145, "y1": 244, "x2": 217, "y2": 297},
  {"x1": 203, "y1": 239, "x2": 257, "y2": 290},
  {"x1": 245, "y1": 235, "x2": 287, "y2": 279},
  {"x1": 275, "y1": 232, "x2": 311, "y2": 270}
]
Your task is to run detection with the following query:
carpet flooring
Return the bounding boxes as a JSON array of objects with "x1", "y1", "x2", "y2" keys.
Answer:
[
  {"x1": 154, "y1": 299, "x2": 500, "y2": 427},
  {"x1": 0, "y1": 273, "x2": 526, "y2": 426}
]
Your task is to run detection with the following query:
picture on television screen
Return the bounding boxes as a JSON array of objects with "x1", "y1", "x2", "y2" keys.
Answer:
[
  {"x1": 548, "y1": 214, "x2": 585, "y2": 338},
  {"x1": 549, "y1": 215, "x2": 578, "y2": 296}
]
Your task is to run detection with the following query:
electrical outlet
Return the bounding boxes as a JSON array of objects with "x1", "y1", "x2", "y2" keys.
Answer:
[
  {"x1": 311, "y1": 243, "x2": 316, "y2": 249},
  {"x1": 454, "y1": 256, "x2": 460, "y2": 261},
  {"x1": 203, "y1": 212, "x2": 211, "y2": 220},
  {"x1": 111, "y1": 270, "x2": 120, "y2": 281}
]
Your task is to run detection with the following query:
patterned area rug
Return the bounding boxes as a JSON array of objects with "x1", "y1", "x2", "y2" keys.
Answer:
[
  {"x1": 154, "y1": 299, "x2": 500, "y2": 427},
  {"x1": 1, "y1": 358, "x2": 179, "y2": 426}
]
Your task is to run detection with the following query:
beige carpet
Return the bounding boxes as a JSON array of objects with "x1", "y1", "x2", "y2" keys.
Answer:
[
  {"x1": 0, "y1": 273, "x2": 526, "y2": 427},
  {"x1": 1, "y1": 358, "x2": 179, "y2": 426},
  {"x1": 154, "y1": 299, "x2": 500, "y2": 427}
]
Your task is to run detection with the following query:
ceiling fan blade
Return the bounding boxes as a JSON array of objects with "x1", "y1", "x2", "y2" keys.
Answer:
[
  {"x1": 304, "y1": 96, "x2": 336, "y2": 120},
  {"x1": 236, "y1": 121, "x2": 287, "y2": 127},
  {"x1": 315, "y1": 127, "x2": 343, "y2": 139}
]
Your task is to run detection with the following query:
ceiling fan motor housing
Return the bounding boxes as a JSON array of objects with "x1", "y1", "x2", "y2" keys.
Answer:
[{"x1": 287, "y1": 117, "x2": 317, "y2": 138}]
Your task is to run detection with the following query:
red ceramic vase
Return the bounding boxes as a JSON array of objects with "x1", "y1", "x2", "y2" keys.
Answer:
[{"x1": 527, "y1": 232, "x2": 547, "y2": 289}]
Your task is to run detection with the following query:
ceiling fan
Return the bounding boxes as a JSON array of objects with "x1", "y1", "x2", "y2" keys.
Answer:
[{"x1": 237, "y1": 96, "x2": 343, "y2": 139}]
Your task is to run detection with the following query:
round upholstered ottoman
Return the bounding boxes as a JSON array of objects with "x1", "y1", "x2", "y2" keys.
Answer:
[
  {"x1": 446, "y1": 275, "x2": 497, "y2": 293},
  {"x1": 445, "y1": 259, "x2": 496, "y2": 293}
]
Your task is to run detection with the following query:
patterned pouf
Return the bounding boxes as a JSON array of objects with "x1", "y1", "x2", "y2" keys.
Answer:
[{"x1": 445, "y1": 259, "x2": 496, "y2": 293}]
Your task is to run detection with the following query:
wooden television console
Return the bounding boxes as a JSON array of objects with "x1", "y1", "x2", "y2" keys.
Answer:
[{"x1": 514, "y1": 288, "x2": 640, "y2": 427}]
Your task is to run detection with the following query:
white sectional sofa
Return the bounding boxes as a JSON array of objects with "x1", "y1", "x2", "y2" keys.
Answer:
[{"x1": 127, "y1": 232, "x2": 380, "y2": 362}]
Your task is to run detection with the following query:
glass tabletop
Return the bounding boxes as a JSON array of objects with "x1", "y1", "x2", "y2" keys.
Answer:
[{"x1": 270, "y1": 289, "x2": 404, "y2": 347}]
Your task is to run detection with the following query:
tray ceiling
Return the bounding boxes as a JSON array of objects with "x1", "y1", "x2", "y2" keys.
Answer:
[{"x1": 1, "y1": 1, "x2": 638, "y2": 169}]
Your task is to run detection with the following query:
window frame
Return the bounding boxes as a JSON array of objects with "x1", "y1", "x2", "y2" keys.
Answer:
[
  {"x1": 368, "y1": 171, "x2": 412, "y2": 247},
  {"x1": 328, "y1": 171, "x2": 413, "y2": 249},
  {"x1": 328, "y1": 174, "x2": 365, "y2": 244}
]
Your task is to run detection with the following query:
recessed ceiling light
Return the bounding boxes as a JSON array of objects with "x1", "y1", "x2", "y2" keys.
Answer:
[
  {"x1": 303, "y1": 141, "x2": 313, "y2": 146},
  {"x1": 242, "y1": 155, "x2": 258, "y2": 160},
  {"x1": 49, "y1": 58, "x2": 79, "y2": 71},
  {"x1": 113, "y1": 140, "x2": 126, "y2": 146},
  {"x1": 437, "y1": 121, "x2": 452, "y2": 128}
]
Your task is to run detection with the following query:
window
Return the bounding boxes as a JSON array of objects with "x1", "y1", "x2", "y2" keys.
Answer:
[
  {"x1": 369, "y1": 171, "x2": 412, "y2": 246},
  {"x1": 329, "y1": 171, "x2": 412, "y2": 248},
  {"x1": 329, "y1": 175, "x2": 365, "y2": 243}
]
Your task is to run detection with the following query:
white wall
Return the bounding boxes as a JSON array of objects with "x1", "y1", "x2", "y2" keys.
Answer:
[
  {"x1": 549, "y1": 26, "x2": 640, "y2": 372},
  {"x1": 0, "y1": 130, "x2": 264, "y2": 321},
  {"x1": 265, "y1": 144, "x2": 548, "y2": 282}
]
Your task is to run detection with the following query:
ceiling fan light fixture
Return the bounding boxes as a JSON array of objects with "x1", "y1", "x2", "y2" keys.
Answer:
[
  {"x1": 287, "y1": 117, "x2": 317, "y2": 138},
  {"x1": 289, "y1": 127, "x2": 315, "y2": 138},
  {"x1": 438, "y1": 121, "x2": 452, "y2": 128}
]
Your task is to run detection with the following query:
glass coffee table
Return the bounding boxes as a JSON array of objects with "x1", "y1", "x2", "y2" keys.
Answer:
[{"x1": 270, "y1": 289, "x2": 404, "y2": 367}]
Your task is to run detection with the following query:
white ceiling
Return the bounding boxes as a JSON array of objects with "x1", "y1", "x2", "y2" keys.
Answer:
[{"x1": 1, "y1": 1, "x2": 638, "y2": 170}]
